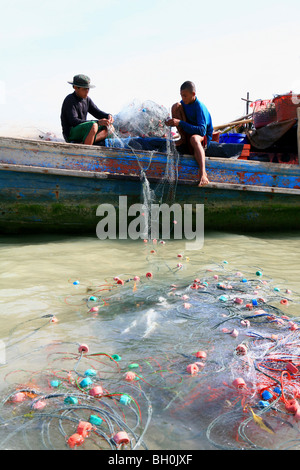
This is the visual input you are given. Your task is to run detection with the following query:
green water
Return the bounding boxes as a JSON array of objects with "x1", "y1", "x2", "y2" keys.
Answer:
[{"x1": 0, "y1": 231, "x2": 299, "y2": 450}]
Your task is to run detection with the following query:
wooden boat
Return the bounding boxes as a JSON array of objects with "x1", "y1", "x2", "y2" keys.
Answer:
[{"x1": 0, "y1": 134, "x2": 299, "y2": 234}]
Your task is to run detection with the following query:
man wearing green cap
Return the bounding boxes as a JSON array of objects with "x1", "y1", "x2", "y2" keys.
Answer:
[{"x1": 60, "y1": 74, "x2": 114, "y2": 145}]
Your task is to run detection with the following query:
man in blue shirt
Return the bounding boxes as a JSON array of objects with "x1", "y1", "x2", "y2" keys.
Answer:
[{"x1": 166, "y1": 81, "x2": 213, "y2": 186}]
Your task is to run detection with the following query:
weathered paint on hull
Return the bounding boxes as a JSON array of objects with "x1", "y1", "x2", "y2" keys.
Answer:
[
  {"x1": 1, "y1": 136, "x2": 300, "y2": 189},
  {"x1": 0, "y1": 136, "x2": 300, "y2": 234},
  {"x1": 0, "y1": 168, "x2": 299, "y2": 234}
]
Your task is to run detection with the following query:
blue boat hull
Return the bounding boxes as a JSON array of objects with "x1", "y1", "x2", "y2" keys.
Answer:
[{"x1": 0, "y1": 136, "x2": 299, "y2": 234}]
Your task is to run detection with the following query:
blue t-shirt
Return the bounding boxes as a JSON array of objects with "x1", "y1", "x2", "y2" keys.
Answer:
[{"x1": 179, "y1": 97, "x2": 213, "y2": 147}]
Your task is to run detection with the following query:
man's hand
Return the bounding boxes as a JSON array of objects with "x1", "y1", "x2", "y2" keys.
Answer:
[
  {"x1": 98, "y1": 115, "x2": 114, "y2": 127},
  {"x1": 98, "y1": 118, "x2": 111, "y2": 127},
  {"x1": 165, "y1": 118, "x2": 180, "y2": 127}
]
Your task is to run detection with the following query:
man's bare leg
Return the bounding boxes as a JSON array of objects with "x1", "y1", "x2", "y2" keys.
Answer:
[
  {"x1": 84, "y1": 123, "x2": 108, "y2": 145},
  {"x1": 171, "y1": 102, "x2": 187, "y2": 146},
  {"x1": 189, "y1": 135, "x2": 209, "y2": 186},
  {"x1": 84, "y1": 123, "x2": 98, "y2": 145},
  {"x1": 94, "y1": 128, "x2": 108, "y2": 143}
]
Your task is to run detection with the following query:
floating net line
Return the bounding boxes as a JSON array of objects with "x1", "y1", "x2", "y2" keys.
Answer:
[
  {"x1": 1, "y1": 245, "x2": 300, "y2": 450},
  {"x1": 203, "y1": 326, "x2": 300, "y2": 450},
  {"x1": 0, "y1": 343, "x2": 154, "y2": 450}
]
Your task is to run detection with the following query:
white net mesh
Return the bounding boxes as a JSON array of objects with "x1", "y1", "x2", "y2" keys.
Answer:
[{"x1": 112, "y1": 99, "x2": 170, "y2": 139}]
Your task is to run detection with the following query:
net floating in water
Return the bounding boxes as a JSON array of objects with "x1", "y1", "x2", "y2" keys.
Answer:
[{"x1": 0, "y1": 345, "x2": 152, "y2": 450}]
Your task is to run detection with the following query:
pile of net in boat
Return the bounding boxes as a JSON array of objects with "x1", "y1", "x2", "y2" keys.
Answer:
[
  {"x1": 104, "y1": 99, "x2": 175, "y2": 153},
  {"x1": 105, "y1": 101, "x2": 180, "y2": 232},
  {"x1": 112, "y1": 100, "x2": 170, "y2": 139}
]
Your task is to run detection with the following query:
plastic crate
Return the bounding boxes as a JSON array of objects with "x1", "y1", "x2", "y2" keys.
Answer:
[
  {"x1": 219, "y1": 133, "x2": 247, "y2": 144},
  {"x1": 273, "y1": 93, "x2": 300, "y2": 122}
]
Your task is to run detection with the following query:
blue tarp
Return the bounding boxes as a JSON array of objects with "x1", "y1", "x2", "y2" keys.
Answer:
[
  {"x1": 104, "y1": 137, "x2": 245, "y2": 159},
  {"x1": 105, "y1": 137, "x2": 169, "y2": 152}
]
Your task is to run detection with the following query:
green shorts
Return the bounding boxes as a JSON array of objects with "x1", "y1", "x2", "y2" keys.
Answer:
[{"x1": 68, "y1": 121, "x2": 106, "y2": 144}]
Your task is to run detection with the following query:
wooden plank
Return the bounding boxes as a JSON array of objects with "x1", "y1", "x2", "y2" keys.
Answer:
[
  {"x1": 203, "y1": 181, "x2": 300, "y2": 195},
  {"x1": 0, "y1": 163, "x2": 109, "y2": 179},
  {"x1": 1, "y1": 162, "x2": 300, "y2": 195},
  {"x1": 213, "y1": 118, "x2": 252, "y2": 131}
]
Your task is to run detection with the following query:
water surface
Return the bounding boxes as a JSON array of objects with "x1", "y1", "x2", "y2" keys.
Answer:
[{"x1": 0, "y1": 231, "x2": 299, "y2": 450}]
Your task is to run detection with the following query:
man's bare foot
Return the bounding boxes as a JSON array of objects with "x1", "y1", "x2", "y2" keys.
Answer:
[{"x1": 198, "y1": 173, "x2": 209, "y2": 187}]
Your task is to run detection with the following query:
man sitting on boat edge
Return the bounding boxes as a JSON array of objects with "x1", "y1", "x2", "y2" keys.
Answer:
[
  {"x1": 166, "y1": 81, "x2": 213, "y2": 187},
  {"x1": 60, "y1": 74, "x2": 114, "y2": 146}
]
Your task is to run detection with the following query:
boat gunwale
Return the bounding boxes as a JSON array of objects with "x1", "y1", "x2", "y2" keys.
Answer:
[{"x1": 0, "y1": 135, "x2": 299, "y2": 176}]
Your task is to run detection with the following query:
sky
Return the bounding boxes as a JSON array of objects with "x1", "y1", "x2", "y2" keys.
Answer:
[{"x1": 0, "y1": 0, "x2": 299, "y2": 137}]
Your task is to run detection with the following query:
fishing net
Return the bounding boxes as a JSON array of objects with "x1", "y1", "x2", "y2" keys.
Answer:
[
  {"x1": 104, "y1": 99, "x2": 173, "y2": 155},
  {"x1": 88, "y1": 251, "x2": 300, "y2": 451},
  {"x1": 105, "y1": 100, "x2": 181, "y2": 238},
  {"x1": 2, "y1": 246, "x2": 300, "y2": 450},
  {"x1": 111, "y1": 99, "x2": 170, "y2": 139},
  {"x1": 31, "y1": 99, "x2": 181, "y2": 240},
  {"x1": 0, "y1": 344, "x2": 152, "y2": 450}
]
